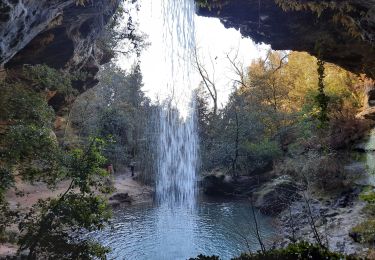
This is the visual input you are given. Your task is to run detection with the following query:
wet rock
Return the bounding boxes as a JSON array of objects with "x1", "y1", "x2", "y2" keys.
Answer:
[
  {"x1": 109, "y1": 192, "x2": 132, "y2": 203},
  {"x1": 334, "y1": 188, "x2": 360, "y2": 208},
  {"x1": 202, "y1": 172, "x2": 270, "y2": 197},
  {"x1": 349, "y1": 231, "x2": 362, "y2": 243},
  {"x1": 108, "y1": 200, "x2": 121, "y2": 208},
  {"x1": 202, "y1": 173, "x2": 235, "y2": 196}
]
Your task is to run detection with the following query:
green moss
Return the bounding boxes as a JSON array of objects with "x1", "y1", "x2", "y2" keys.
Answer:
[
  {"x1": 351, "y1": 219, "x2": 375, "y2": 244},
  {"x1": 363, "y1": 204, "x2": 375, "y2": 217},
  {"x1": 359, "y1": 190, "x2": 375, "y2": 204}
]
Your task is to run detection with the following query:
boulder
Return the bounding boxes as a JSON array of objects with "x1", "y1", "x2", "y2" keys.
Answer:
[
  {"x1": 109, "y1": 192, "x2": 132, "y2": 203},
  {"x1": 202, "y1": 173, "x2": 235, "y2": 196},
  {"x1": 253, "y1": 175, "x2": 301, "y2": 216}
]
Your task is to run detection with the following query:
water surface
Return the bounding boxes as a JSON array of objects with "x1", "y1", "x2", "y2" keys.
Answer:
[{"x1": 93, "y1": 199, "x2": 275, "y2": 260}]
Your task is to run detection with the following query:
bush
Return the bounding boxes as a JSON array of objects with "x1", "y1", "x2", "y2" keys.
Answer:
[
  {"x1": 329, "y1": 118, "x2": 373, "y2": 150},
  {"x1": 23, "y1": 64, "x2": 79, "y2": 96},
  {"x1": 189, "y1": 255, "x2": 220, "y2": 260},
  {"x1": 190, "y1": 242, "x2": 356, "y2": 260},
  {"x1": 278, "y1": 152, "x2": 349, "y2": 192},
  {"x1": 233, "y1": 242, "x2": 355, "y2": 260}
]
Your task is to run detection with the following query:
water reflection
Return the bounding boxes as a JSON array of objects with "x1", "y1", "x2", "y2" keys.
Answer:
[{"x1": 92, "y1": 199, "x2": 275, "y2": 260}]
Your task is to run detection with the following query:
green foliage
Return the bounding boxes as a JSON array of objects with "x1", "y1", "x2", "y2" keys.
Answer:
[
  {"x1": 98, "y1": 0, "x2": 148, "y2": 59},
  {"x1": 190, "y1": 242, "x2": 355, "y2": 260},
  {"x1": 0, "y1": 82, "x2": 62, "y2": 187},
  {"x1": 350, "y1": 219, "x2": 375, "y2": 244},
  {"x1": 363, "y1": 204, "x2": 375, "y2": 217},
  {"x1": 198, "y1": 50, "x2": 365, "y2": 177},
  {"x1": 233, "y1": 242, "x2": 354, "y2": 260},
  {"x1": 351, "y1": 188, "x2": 375, "y2": 245},
  {"x1": 0, "y1": 65, "x2": 114, "y2": 258},
  {"x1": 243, "y1": 139, "x2": 282, "y2": 159},
  {"x1": 189, "y1": 254, "x2": 220, "y2": 260},
  {"x1": 0, "y1": 83, "x2": 54, "y2": 127},
  {"x1": 70, "y1": 64, "x2": 158, "y2": 183},
  {"x1": 23, "y1": 64, "x2": 79, "y2": 96},
  {"x1": 18, "y1": 137, "x2": 112, "y2": 259},
  {"x1": 359, "y1": 190, "x2": 375, "y2": 204},
  {"x1": 314, "y1": 59, "x2": 330, "y2": 127},
  {"x1": 66, "y1": 137, "x2": 112, "y2": 194}
]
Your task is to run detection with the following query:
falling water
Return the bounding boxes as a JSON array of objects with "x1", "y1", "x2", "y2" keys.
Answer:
[
  {"x1": 154, "y1": 0, "x2": 198, "y2": 208},
  {"x1": 156, "y1": 104, "x2": 198, "y2": 207}
]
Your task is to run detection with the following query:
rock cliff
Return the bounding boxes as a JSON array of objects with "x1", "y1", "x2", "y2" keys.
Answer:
[
  {"x1": 197, "y1": 0, "x2": 375, "y2": 78},
  {"x1": 0, "y1": 0, "x2": 119, "y2": 89}
]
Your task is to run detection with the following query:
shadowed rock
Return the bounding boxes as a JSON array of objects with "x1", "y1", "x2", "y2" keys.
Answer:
[{"x1": 197, "y1": 0, "x2": 375, "y2": 78}]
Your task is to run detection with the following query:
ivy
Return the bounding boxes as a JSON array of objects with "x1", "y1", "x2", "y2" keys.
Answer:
[{"x1": 314, "y1": 59, "x2": 330, "y2": 127}]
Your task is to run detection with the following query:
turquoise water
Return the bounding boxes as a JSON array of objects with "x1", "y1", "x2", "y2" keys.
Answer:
[{"x1": 92, "y1": 199, "x2": 275, "y2": 260}]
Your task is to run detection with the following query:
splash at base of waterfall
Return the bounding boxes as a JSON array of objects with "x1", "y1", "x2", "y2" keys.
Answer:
[
  {"x1": 145, "y1": 0, "x2": 198, "y2": 208},
  {"x1": 156, "y1": 101, "x2": 198, "y2": 208}
]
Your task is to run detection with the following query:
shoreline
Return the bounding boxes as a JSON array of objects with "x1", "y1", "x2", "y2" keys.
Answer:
[{"x1": 0, "y1": 172, "x2": 153, "y2": 258}]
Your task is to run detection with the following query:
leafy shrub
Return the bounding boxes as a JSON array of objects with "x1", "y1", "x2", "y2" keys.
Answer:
[
  {"x1": 279, "y1": 152, "x2": 349, "y2": 192},
  {"x1": 243, "y1": 139, "x2": 282, "y2": 160},
  {"x1": 190, "y1": 242, "x2": 356, "y2": 260},
  {"x1": 23, "y1": 64, "x2": 79, "y2": 96},
  {"x1": 0, "y1": 83, "x2": 54, "y2": 127},
  {"x1": 17, "y1": 138, "x2": 113, "y2": 259},
  {"x1": 233, "y1": 242, "x2": 355, "y2": 260}
]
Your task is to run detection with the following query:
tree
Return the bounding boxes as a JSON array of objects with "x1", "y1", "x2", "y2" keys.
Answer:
[
  {"x1": 0, "y1": 65, "x2": 113, "y2": 259},
  {"x1": 194, "y1": 47, "x2": 218, "y2": 117},
  {"x1": 69, "y1": 63, "x2": 158, "y2": 183}
]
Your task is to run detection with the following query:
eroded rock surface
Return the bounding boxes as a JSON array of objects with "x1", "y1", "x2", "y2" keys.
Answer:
[
  {"x1": 197, "y1": 0, "x2": 375, "y2": 78},
  {"x1": 0, "y1": 0, "x2": 118, "y2": 105}
]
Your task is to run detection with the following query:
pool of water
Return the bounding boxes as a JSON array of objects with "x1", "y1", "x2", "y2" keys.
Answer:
[{"x1": 91, "y1": 199, "x2": 275, "y2": 260}]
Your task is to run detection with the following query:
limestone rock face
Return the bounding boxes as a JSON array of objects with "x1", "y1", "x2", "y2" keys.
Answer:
[
  {"x1": 357, "y1": 79, "x2": 375, "y2": 119},
  {"x1": 197, "y1": 0, "x2": 375, "y2": 78},
  {"x1": 0, "y1": 0, "x2": 118, "y2": 84}
]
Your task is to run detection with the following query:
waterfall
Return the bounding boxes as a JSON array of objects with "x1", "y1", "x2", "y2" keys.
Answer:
[
  {"x1": 156, "y1": 104, "x2": 198, "y2": 207},
  {"x1": 153, "y1": 0, "x2": 198, "y2": 208}
]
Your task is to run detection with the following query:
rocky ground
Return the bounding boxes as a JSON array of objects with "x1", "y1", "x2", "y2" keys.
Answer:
[
  {"x1": 274, "y1": 190, "x2": 369, "y2": 257},
  {"x1": 202, "y1": 168, "x2": 372, "y2": 257},
  {"x1": 107, "y1": 171, "x2": 154, "y2": 207}
]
